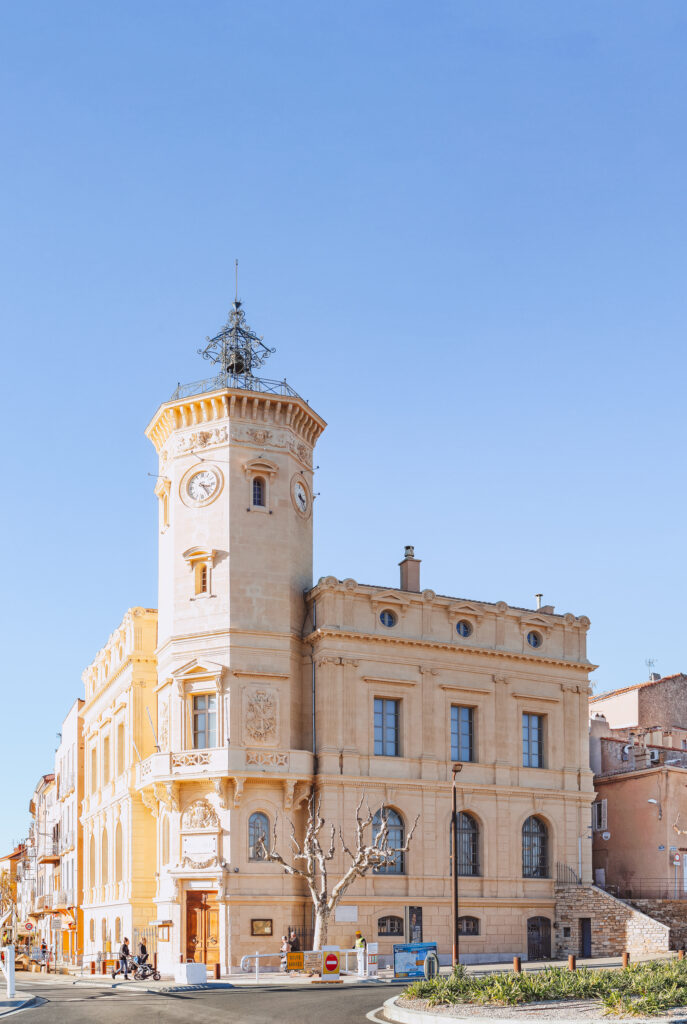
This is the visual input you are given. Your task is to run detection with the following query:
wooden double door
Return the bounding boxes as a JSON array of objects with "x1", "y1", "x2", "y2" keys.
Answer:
[{"x1": 186, "y1": 891, "x2": 219, "y2": 967}]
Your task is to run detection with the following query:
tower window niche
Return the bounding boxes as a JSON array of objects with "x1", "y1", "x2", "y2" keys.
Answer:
[
  {"x1": 252, "y1": 476, "x2": 266, "y2": 508},
  {"x1": 183, "y1": 547, "x2": 215, "y2": 600}
]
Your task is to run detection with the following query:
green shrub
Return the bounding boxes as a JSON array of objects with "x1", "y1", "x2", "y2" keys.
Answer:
[{"x1": 403, "y1": 958, "x2": 687, "y2": 1016}]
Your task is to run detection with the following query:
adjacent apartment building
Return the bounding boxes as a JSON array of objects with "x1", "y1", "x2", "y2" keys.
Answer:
[{"x1": 590, "y1": 674, "x2": 687, "y2": 898}]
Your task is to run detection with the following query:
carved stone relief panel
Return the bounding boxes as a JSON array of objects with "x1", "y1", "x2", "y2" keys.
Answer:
[
  {"x1": 180, "y1": 798, "x2": 220, "y2": 831},
  {"x1": 243, "y1": 687, "x2": 278, "y2": 746}
]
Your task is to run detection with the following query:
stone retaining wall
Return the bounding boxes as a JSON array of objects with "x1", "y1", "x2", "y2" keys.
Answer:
[
  {"x1": 554, "y1": 885, "x2": 670, "y2": 958},
  {"x1": 630, "y1": 900, "x2": 687, "y2": 951}
]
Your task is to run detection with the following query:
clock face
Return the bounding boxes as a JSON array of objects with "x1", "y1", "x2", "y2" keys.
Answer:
[
  {"x1": 292, "y1": 479, "x2": 310, "y2": 516},
  {"x1": 187, "y1": 470, "x2": 219, "y2": 502}
]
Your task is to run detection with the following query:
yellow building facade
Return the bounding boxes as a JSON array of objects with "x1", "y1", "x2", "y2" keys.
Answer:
[{"x1": 80, "y1": 607, "x2": 158, "y2": 958}]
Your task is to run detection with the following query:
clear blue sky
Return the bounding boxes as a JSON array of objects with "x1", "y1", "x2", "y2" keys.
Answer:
[{"x1": 2, "y1": 1, "x2": 687, "y2": 852}]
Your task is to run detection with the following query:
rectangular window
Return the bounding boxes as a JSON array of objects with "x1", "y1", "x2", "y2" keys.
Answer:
[
  {"x1": 451, "y1": 706, "x2": 474, "y2": 762},
  {"x1": 374, "y1": 698, "x2": 399, "y2": 756},
  {"x1": 522, "y1": 713, "x2": 544, "y2": 768},
  {"x1": 592, "y1": 799, "x2": 607, "y2": 831},
  {"x1": 192, "y1": 694, "x2": 217, "y2": 749}
]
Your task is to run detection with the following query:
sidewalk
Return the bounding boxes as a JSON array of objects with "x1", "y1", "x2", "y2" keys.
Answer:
[
  {"x1": 0, "y1": 993, "x2": 38, "y2": 1018},
  {"x1": 16, "y1": 950, "x2": 682, "y2": 995}
]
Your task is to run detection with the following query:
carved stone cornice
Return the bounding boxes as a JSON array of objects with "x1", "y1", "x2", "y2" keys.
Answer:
[{"x1": 145, "y1": 388, "x2": 326, "y2": 453}]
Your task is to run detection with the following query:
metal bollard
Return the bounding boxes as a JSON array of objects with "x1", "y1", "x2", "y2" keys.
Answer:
[
  {"x1": 214, "y1": 963, "x2": 220, "y2": 980},
  {"x1": 513, "y1": 956, "x2": 521, "y2": 973},
  {"x1": 90, "y1": 961, "x2": 95, "y2": 975},
  {"x1": 101, "y1": 960, "x2": 107, "y2": 975},
  {"x1": 255, "y1": 951, "x2": 259, "y2": 983},
  {"x1": 153, "y1": 952, "x2": 158, "y2": 970},
  {"x1": 568, "y1": 955, "x2": 576, "y2": 971},
  {"x1": 622, "y1": 952, "x2": 630, "y2": 968}
]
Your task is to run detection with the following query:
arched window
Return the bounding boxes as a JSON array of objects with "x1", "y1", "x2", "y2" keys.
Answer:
[
  {"x1": 117, "y1": 722, "x2": 125, "y2": 775},
  {"x1": 115, "y1": 917, "x2": 121, "y2": 942},
  {"x1": 378, "y1": 915, "x2": 404, "y2": 936},
  {"x1": 161, "y1": 815, "x2": 170, "y2": 865},
  {"x1": 89, "y1": 835, "x2": 96, "y2": 888},
  {"x1": 195, "y1": 563, "x2": 208, "y2": 595},
  {"x1": 89, "y1": 918, "x2": 95, "y2": 942},
  {"x1": 252, "y1": 476, "x2": 266, "y2": 507},
  {"x1": 114, "y1": 822, "x2": 123, "y2": 883},
  {"x1": 522, "y1": 816, "x2": 549, "y2": 878},
  {"x1": 101, "y1": 918, "x2": 107, "y2": 946},
  {"x1": 454, "y1": 812, "x2": 479, "y2": 877},
  {"x1": 90, "y1": 747, "x2": 97, "y2": 795},
  {"x1": 458, "y1": 916, "x2": 480, "y2": 936},
  {"x1": 249, "y1": 812, "x2": 270, "y2": 860},
  {"x1": 101, "y1": 829, "x2": 109, "y2": 885},
  {"x1": 372, "y1": 808, "x2": 405, "y2": 874},
  {"x1": 103, "y1": 736, "x2": 111, "y2": 784}
]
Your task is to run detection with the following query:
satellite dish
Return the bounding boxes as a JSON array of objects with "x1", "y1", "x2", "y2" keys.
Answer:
[{"x1": 602, "y1": 831, "x2": 611, "y2": 841}]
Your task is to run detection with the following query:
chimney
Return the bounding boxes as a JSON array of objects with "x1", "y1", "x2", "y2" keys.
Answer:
[{"x1": 399, "y1": 546, "x2": 421, "y2": 593}]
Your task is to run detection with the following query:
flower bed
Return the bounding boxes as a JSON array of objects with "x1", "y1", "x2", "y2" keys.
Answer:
[{"x1": 402, "y1": 960, "x2": 687, "y2": 1017}]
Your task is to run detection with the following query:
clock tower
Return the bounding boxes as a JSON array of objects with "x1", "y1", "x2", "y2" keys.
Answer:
[{"x1": 140, "y1": 294, "x2": 325, "y2": 974}]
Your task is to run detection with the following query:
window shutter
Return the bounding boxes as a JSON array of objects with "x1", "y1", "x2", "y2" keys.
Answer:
[{"x1": 601, "y1": 798, "x2": 608, "y2": 830}]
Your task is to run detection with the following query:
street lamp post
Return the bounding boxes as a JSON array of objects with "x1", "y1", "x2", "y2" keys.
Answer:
[{"x1": 451, "y1": 762, "x2": 462, "y2": 967}]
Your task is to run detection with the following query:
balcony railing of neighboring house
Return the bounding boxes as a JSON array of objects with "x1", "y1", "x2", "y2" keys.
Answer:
[
  {"x1": 58, "y1": 773, "x2": 75, "y2": 799},
  {"x1": 36, "y1": 895, "x2": 48, "y2": 911},
  {"x1": 555, "y1": 862, "x2": 582, "y2": 886},
  {"x1": 600, "y1": 877, "x2": 687, "y2": 900},
  {"x1": 38, "y1": 840, "x2": 60, "y2": 863},
  {"x1": 52, "y1": 889, "x2": 74, "y2": 909},
  {"x1": 59, "y1": 831, "x2": 74, "y2": 854}
]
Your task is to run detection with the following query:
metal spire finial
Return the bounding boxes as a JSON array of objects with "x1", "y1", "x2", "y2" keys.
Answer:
[{"x1": 197, "y1": 267, "x2": 276, "y2": 381}]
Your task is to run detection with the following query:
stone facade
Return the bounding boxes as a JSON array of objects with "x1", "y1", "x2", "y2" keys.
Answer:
[
  {"x1": 554, "y1": 885, "x2": 670, "y2": 958},
  {"x1": 629, "y1": 901, "x2": 687, "y2": 951}
]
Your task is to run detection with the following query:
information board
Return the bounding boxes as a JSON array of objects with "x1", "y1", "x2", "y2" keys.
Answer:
[
  {"x1": 287, "y1": 951, "x2": 304, "y2": 971},
  {"x1": 393, "y1": 942, "x2": 439, "y2": 979},
  {"x1": 303, "y1": 950, "x2": 322, "y2": 973}
]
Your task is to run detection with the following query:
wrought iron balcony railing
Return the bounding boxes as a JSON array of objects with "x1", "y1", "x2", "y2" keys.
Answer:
[{"x1": 170, "y1": 373, "x2": 303, "y2": 403}]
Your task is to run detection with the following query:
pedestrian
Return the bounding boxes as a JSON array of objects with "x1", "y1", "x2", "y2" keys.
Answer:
[
  {"x1": 354, "y1": 929, "x2": 367, "y2": 951},
  {"x1": 289, "y1": 930, "x2": 300, "y2": 953},
  {"x1": 354, "y1": 929, "x2": 367, "y2": 976},
  {"x1": 138, "y1": 939, "x2": 148, "y2": 965},
  {"x1": 279, "y1": 934, "x2": 291, "y2": 972},
  {"x1": 112, "y1": 937, "x2": 131, "y2": 979},
  {"x1": 40, "y1": 939, "x2": 47, "y2": 964}
]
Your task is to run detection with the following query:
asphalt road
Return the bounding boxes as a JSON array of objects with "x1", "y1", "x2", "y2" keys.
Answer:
[{"x1": 11, "y1": 977, "x2": 405, "y2": 1024}]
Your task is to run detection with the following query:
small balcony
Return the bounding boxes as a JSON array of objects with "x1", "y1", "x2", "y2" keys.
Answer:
[
  {"x1": 59, "y1": 830, "x2": 75, "y2": 854},
  {"x1": 135, "y1": 746, "x2": 314, "y2": 788},
  {"x1": 52, "y1": 889, "x2": 74, "y2": 910},
  {"x1": 38, "y1": 841, "x2": 60, "y2": 864}
]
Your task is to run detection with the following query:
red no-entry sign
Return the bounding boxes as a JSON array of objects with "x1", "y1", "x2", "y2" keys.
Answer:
[{"x1": 325, "y1": 953, "x2": 338, "y2": 972}]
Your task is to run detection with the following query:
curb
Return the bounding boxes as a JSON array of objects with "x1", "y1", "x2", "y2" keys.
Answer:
[
  {"x1": 0, "y1": 996, "x2": 39, "y2": 1018},
  {"x1": 152, "y1": 983, "x2": 235, "y2": 994},
  {"x1": 376, "y1": 995, "x2": 666, "y2": 1024}
]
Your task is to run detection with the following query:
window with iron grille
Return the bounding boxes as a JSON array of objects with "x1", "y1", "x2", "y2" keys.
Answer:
[
  {"x1": 372, "y1": 808, "x2": 405, "y2": 874},
  {"x1": 451, "y1": 706, "x2": 474, "y2": 762},
  {"x1": 522, "y1": 815, "x2": 548, "y2": 878},
  {"x1": 374, "y1": 698, "x2": 399, "y2": 756},
  {"x1": 522, "y1": 713, "x2": 544, "y2": 768},
  {"x1": 458, "y1": 916, "x2": 480, "y2": 936},
  {"x1": 192, "y1": 694, "x2": 217, "y2": 749}
]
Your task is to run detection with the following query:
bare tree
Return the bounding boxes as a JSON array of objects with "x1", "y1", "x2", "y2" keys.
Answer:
[
  {"x1": 0, "y1": 871, "x2": 17, "y2": 936},
  {"x1": 259, "y1": 793, "x2": 419, "y2": 949}
]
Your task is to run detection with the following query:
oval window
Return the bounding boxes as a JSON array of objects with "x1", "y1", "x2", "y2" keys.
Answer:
[
  {"x1": 456, "y1": 620, "x2": 473, "y2": 638},
  {"x1": 380, "y1": 609, "x2": 397, "y2": 628},
  {"x1": 527, "y1": 631, "x2": 543, "y2": 649}
]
